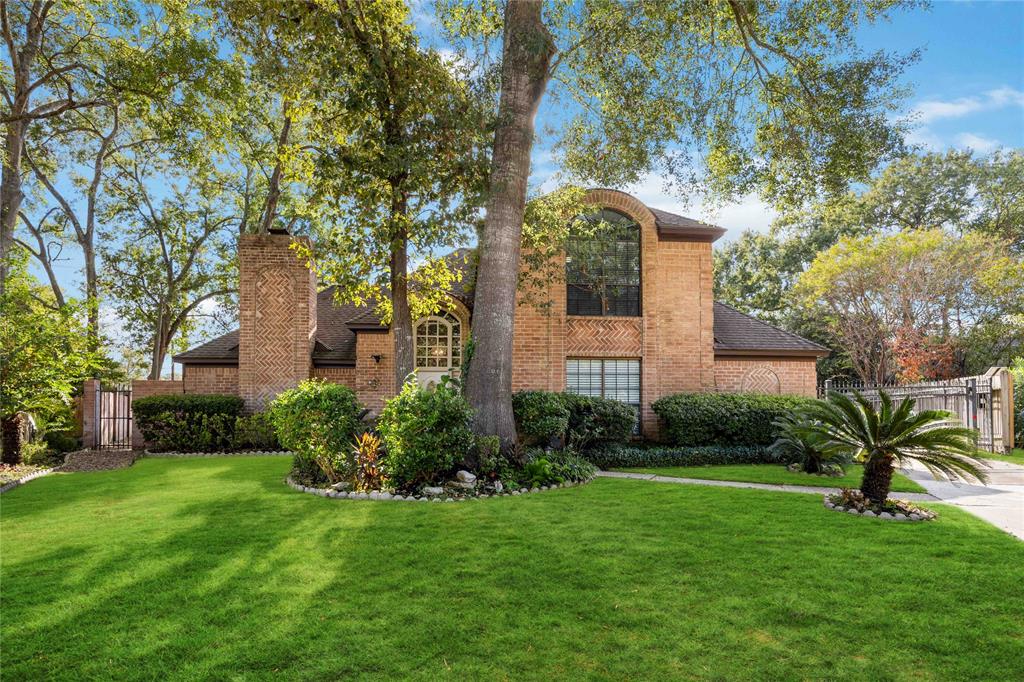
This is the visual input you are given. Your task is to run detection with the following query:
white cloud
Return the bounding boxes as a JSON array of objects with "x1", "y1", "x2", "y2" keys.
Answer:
[
  {"x1": 954, "y1": 132, "x2": 1001, "y2": 154},
  {"x1": 624, "y1": 173, "x2": 777, "y2": 239},
  {"x1": 911, "y1": 86, "x2": 1024, "y2": 123}
]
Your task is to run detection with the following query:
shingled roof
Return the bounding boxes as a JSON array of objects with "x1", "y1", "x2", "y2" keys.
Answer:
[{"x1": 713, "y1": 302, "x2": 829, "y2": 357}]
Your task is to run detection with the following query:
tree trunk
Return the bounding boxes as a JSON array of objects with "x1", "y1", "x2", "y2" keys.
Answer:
[
  {"x1": 1, "y1": 122, "x2": 26, "y2": 297},
  {"x1": 1, "y1": 414, "x2": 25, "y2": 465},
  {"x1": 83, "y1": 242, "x2": 99, "y2": 347},
  {"x1": 465, "y1": 0, "x2": 555, "y2": 457},
  {"x1": 859, "y1": 453, "x2": 894, "y2": 505},
  {"x1": 391, "y1": 227, "x2": 414, "y2": 390}
]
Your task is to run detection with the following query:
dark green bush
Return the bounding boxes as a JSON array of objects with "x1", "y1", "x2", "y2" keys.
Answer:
[
  {"x1": 232, "y1": 412, "x2": 281, "y2": 451},
  {"x1": 43, "y1": 430, "x2": 79, "y2": 453},
  {"x1": 269, "y1": 381, "x2": 363, "y2": 482},
  {"x1": 377, "y1": 379, "x2": 474, "y2": 490},
  {"x1": 512, "y1": 391, "x2": 570, "y2": 445},
  {"x1": 584, "y1": 443, "x2": 779, "y2": 469},
  {"x1": 652, "y1": 392, "x2": 816, "y2": 447},
  {"x1": 539, "y1": 448, "x2": 597, "y2": 482},
  {"x1": 133, "y1": 394, "x2": 245, "y2": 452},
  {"x1": 519, "y1": 457, "x2": 562, "y2": 487},
  {"x1": 562, "y1": 393, "x2": 636, "y2": 448},
  {"x1": 511, "y1": 390, "x2": 635, "y2": 449}
]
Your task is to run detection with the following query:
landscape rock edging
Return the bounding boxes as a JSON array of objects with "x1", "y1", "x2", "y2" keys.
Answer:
[
  {"x1": 0, "y1": 467, "x2": 56, "y2": 494},
  {"x1": 823, "y1": 497, "x2": 936, "y2": 522},
  {"x1": 143, "y1": 449, "x2": 290, "y2": 458},
  {"x1": 285, "y1": 475, "x2": 594, "y2": 502}
]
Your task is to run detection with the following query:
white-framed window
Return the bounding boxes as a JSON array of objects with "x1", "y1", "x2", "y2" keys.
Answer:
[
  {"x1": 566, "y1": 358, "x2": 641, "y2": 431},
  {"x1": 415, "y1": 311, "x2": 462, "y2": 369}
]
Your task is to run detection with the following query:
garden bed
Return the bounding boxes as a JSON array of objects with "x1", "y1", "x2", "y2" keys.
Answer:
[
  {"x1": 286, "y1": 471, "x2": 594, "y2": 502},
  {"x1": 824, "y1": 489, "x2": 937, "y2": 521}
]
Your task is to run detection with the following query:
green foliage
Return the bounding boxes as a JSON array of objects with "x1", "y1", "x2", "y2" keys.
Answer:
[
  {"x1": 268, "y1": 380, "x2": 363, "y2": 482},
  {"x1": 768, "y1": 411, "x2": 850, "y2": 474},
  {"x1": 43, "y1": 431, "x2": 80, "y2": 454},
  {"x1": 377, "y1": 379, "x2": 475, "y2": 490},
  {"x1": 232, "y1": 413, "x2": 281, "y2": 451},
  {"x1": 0, "y1": 254, "x2": 104, "y2": 423},
  {"x1": 794, "y1": 229, "x2": 1023, "y2": 382},
  {"x1": 519, "y1": 457, "x2": 562, "y2": 488},
  {"x1": 1012, "y1": 359, "x2": 1023, "y2": 448},
  {"x1": 652, "y1": 393, "x2": 816, "y2": 447},
  {"x1": 542, "y1": 448, "x2": 597, "y2": 483},
  {"x1": 512, "y1": 391, "x2": 570, "y2": 445},
  {"x1": 562, "y1": 394, "x2": 637, "y2": 449},
  {"x1": 585, "y1": 444, "x2": 779, "y2": 469},
  {"x1": 133, "y1": 394, "x2": 243, "y2": 453},
  {"x1": 19, "y1": 441, "x2": 62, "y2": 468},
  {"x1": 805, "y1": 391, "x2": 986, "y2": 503}
]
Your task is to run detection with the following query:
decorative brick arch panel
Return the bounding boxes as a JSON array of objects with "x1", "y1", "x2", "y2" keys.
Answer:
[
  {"x1": 741, "y1": 366, "x2": 782, "y2": 394},
  {"x1": 252, "y1": 266, "x2": 297, "y2": 407}
]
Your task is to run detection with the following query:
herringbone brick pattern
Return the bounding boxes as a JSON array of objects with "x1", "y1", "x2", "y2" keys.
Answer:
[
  {"x1": 252, "y1": 267, "x2": 296, "y2": 408},
  {"x1": 740, "y1": 366, "x2": 781, "y2": 394},
  {"x1": 565, "y1": 317, "x2": 642, "y2": 355}
]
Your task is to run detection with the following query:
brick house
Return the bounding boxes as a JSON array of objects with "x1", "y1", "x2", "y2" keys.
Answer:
[{"x1": 173, "y1": 188, "x2": 827, "y2": 439}]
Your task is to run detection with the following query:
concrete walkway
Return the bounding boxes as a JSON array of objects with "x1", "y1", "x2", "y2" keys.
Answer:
[
  {"x1": 600, "y1": 460, "x2": 1024, "y2": 541},
  {"x1": 899, "y1": 459, "x2": 1024, "y2": 540},
  {"x1": 596, "y1": 470, "x2": 936, "y2": 501}
]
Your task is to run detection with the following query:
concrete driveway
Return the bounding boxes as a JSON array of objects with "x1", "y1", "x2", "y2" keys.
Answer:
[{"x1": 900, "y1": 459, "x2": 1024, "y2": 540}]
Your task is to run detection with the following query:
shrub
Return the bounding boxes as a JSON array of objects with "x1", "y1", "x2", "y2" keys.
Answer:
[
  {"x1": 562, "y1": 394, "x2": 636, "y2": 448},
  {"x1": 268, "y1": 381, "x2": 363, "y2": 483},
  {"x1": 543, "y1": 448, "x2": 597, "y2": 482},
  {"x1": 768, "y1": 411, "x2": 849, "y2": 474},
  {"x1": 512, "y1": 391, "x2": 570, "y2": 445},
  {"x1": 133, "y1": 394, "x2": 244, "y2": 452},
  {"x1": 377, "y1": 379, "x2": 474, "y2": 490},
  {"x1": 43, "y1": 430, "x2": 79, "y2": 453},
  {"x1": 232, "y1": 412, "x2": 281, "y2": 451},
  {"x1": 353, "y1": 432, "x2": 383, "y2": 492},
  {"x1": 20, "y1": 441, "x2": 60, "y2": 467},
  {"x1": 584, "y1": 443, "x2": 780, "y2": 469},
  {"x1": 652, "y1": 392, "x2": 816, "y2": 447},
  {"x1": 520, "y1": 457, "x2": 562, "y2": 487}
]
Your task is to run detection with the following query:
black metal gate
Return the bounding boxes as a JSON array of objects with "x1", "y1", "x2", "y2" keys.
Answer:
[{"x1": 95, "y1": 383, "x2": 132, "y2": 450}]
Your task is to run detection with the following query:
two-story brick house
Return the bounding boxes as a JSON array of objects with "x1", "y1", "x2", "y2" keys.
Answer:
[{"x1": 174, "y1": 188, "x2": 827, "y2": 438}]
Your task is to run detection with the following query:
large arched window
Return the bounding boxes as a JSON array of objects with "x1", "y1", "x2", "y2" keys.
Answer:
[
  {"x1": 566, "y1": 209, "x2": 641, "y2": 316},
  {"x1": 414, "y1": 311, "x2": 462, "y2": 370}
]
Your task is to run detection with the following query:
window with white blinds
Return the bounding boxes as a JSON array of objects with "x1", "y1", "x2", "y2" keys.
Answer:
[{"x1": 566, "y1": 358, "x2": 641, "y2": 431}]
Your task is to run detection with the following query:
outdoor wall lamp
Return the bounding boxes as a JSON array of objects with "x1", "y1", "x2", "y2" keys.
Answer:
[{"x1": 371, "y1": 354, "x2": 383, "y2": 364}]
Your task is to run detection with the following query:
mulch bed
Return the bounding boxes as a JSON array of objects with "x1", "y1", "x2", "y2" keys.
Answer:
[{"x1": 59, "y1": 450, "x2": 140, "y2": 472}]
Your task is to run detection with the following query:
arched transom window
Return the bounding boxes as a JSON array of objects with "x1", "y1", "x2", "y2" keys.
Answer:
[
  {"x1": 415, "y1": 311, "x2": 462, "y2": 369},
  {"x1": 566, "y1": 208, "x2": 641, "y2": 317}
]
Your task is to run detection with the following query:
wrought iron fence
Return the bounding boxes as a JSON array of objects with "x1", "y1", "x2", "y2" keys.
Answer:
[
  {"x1": 95, "y1": 383, "x2": 132, "y2": 450},
  {"x1": 819, "y1": 373, "x2": 1009, "y2": 453}
]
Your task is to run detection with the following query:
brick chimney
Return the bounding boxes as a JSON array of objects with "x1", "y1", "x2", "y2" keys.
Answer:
[{"x1": 237, "y1": 233, "x2": 317, "y2": 411}]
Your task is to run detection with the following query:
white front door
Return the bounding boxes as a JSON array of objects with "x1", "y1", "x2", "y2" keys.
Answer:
[{"x1": 414, "y1": 312, "x2": 462, "y2": 389}]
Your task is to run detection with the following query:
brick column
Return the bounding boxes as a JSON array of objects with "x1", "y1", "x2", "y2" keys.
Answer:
[{"x1": 237, "y1": 234, "x2": 317, "y2": 411}]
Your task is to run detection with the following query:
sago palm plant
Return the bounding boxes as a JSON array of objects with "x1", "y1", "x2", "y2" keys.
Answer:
[
  {"x1": 805, "y1": 390, "x2": 987, "y2": 504},
  {"x1": 768, "y1": 412, "x2": 849, "y2": 474}
]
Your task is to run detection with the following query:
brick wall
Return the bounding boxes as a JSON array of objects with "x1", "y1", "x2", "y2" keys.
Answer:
[
  {"x1": 714, "y1": 357, "x2": 818, "y2": 397},
  {"x1": 237, "y1": 234, "x2": 316, "y2": 411},
  {"x1": 311, "y1": 366, "x2": 357, "y2": 388},
  {"x1": 183, "y1": 365, "x2": 239, "y2": 395},
  {"x1": 510, "y1": 189, "x2": 717, "y2": 439},
  {"x1": 130, "y1": 379, "x2": 184, "y2": 447},
  {"x1": 354, "y1": 332, "x2": 395, "y2": 412}
]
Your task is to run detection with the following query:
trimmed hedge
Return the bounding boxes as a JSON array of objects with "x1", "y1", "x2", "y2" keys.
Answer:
[
  {"x1": 134, "y1": 394, "x2": 245, "y2": 452},
  {"x1": 652, "y1": 392, "x2": 816, "y2": 447},
  {"x1": 585, "y1": 443, "x2": 780, "y2": 469},
  {"x1": 512, "y1": 390, "x2": 636, "y2": 449}
]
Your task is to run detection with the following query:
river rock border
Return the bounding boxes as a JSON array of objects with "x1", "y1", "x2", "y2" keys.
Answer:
[
  {"x1": 144, "y1": 449, "x2": 290, "y2": 458},
  {"x1": 0, "y1": 467, "x2": 56, "y2": 494},
  {"x1": 286, "y1": 475, "x2": 595, "y2": 502},
  {"x1": 823, "y1": 497, "x2": 936, "y2": 522}
]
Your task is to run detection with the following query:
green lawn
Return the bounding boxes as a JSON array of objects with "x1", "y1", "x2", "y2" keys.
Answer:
[
  {"x1": 2, "y1": 457, "x2": 1022, "y2": 681},
  {"x1": 978, "y1": 448, "x2": 1024, "y2": 465},
  {"x1": 613, "y1": 463, "x2": 926, "y2": 493}
]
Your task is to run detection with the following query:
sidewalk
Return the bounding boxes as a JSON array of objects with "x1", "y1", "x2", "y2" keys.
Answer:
[{"x1": 898, "y1": 459, "x2": 1024, "y2": 540}]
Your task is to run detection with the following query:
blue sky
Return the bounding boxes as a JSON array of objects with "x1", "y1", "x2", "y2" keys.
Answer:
[
  {"x1": 529, "y1": 0, "x2": 1024, "y2": 238},
  {"x1": 24, "y1": 0, "x2": 1024, "y2": 358}
]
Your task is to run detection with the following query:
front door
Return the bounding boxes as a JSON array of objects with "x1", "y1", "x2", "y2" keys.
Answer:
[{"x1": 414, "y1": 312, "x2": 462, "y2": 389}]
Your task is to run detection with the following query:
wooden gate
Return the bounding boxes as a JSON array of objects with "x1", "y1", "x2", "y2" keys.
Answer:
[{"x1": 94, "y1": 383, "x2": 132, "y2": 450}]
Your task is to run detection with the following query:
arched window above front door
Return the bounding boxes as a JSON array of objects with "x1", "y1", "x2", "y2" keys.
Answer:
[{"x1": 414, "y1": 311, "x2": 462, "y2": 369}]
